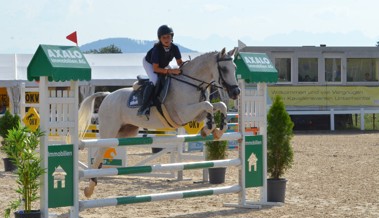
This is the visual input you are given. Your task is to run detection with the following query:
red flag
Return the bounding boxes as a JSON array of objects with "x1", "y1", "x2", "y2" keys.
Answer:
[{"x1": 66, "y1": 31, "x2": 78, "y2": 45}]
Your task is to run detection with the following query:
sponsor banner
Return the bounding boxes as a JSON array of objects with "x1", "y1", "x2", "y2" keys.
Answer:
[
  {"x1": 269, "y1": 86, "x2": 379, "y2": 106},
  {"x1": 245, "y1": 135, "x2": 263, "y2": 188},
  {"x1": 25, "y1": 92, "x2": 39, "y2": 103},
  {"x1": 48, "y1": 144, "x2": 74, "y2": 208}
]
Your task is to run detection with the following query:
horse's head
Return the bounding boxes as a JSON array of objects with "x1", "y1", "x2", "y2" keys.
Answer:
[{"x1": 215, "y1": 48, "x2": 241, "y2": 100}]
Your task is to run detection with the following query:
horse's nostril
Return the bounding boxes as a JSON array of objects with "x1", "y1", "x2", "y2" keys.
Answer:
[{"x1": 234, "y1": 88, "x2": 241, "y2": 96}]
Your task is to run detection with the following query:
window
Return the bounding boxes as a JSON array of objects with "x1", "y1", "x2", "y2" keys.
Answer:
[
  {"x1": 298, "y1": 58, "x2": 318, "y2": 82},
  {"x1": 275, "y1": 58, "x2": 291, "y2": 82},
  {"x1": 347, "y1": 58, "x2": 379, "y2": 82},
  {"x1": 325, "y1": 58, "x2": 341, "y2": 82}
]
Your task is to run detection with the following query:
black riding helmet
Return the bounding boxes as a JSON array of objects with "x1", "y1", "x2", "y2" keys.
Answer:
[{"x1": 157, "y1": 25, "x2": 174, "y2": 38}]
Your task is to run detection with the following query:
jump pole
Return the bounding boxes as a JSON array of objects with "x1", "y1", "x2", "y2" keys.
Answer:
[
  {"x1": 80, "y1": 158, "x2": 241, "y2": 179},
  {"x1": 79, "y1": 185, "x2": 242, "y2": 210},
  {"x1": 79, "y1": 132, "x2": 241, "y2": 149}
]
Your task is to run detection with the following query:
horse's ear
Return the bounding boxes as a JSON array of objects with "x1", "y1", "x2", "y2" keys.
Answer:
[
  {"x1": 228, "y1": 48, "x2": 237, "y2": 57},
  {"x1": 220, "y1": 48, "x2": 226, "y2": 57}
]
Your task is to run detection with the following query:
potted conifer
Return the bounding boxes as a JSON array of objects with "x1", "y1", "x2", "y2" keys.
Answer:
[
  {"x1": 0, "y1": 110, "x2": 20, "y2": 171},
  {"x1": 205, "y1": 98, "x2": 228, "y2": 184},
  {"x1": 267, "y1": 95, "x2": 294, "y2": 202},
  {"x1": 4, "y1": 123, "x2": 45, "y2": 218}
]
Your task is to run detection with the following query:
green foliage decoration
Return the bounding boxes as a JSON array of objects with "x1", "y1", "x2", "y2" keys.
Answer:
[
  {"x1": 4, "y1": 123, "x2": 45, "y2": 218},
  {"x1": 267, "y1": 95, "x2": 294, "y2": 179},
  {"x1": 0, "y1": 110, "x2": 20, "y2": 140}
]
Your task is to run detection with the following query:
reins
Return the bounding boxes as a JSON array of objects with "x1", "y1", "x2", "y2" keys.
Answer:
[
  {"x1": 168, "y1": 56, "x2": 233, "y2": 101},
  {"x1": 169, "y1": 74, "x2": 218, "y2": 101}
]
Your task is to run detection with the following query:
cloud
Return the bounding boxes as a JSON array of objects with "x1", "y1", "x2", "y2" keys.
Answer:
[
  {"x1": 203, "y1": 3, "x2": 226, "y2": 13},
  {"x1": 68, "y1": 0, "x2": 94, "y2": 15}
]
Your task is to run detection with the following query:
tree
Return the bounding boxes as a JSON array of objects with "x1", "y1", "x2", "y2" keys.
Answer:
[
  {"x1": 267, "y1": 95, "x2": 294, "y2": 179},
  {"x1": 84, "y1": 44, "x2": 122, "y2": 54},
  {"x1": 84, "y1": 49, "x2": 99, "y2": 54},
  {"x1": 99, "y1": 44, "x2": 122, "y2": 53}
]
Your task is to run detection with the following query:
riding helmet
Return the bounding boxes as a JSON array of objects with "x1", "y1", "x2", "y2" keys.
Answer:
[{"x1": 157, "y1": 25, "x2": 174, "y2": 38}]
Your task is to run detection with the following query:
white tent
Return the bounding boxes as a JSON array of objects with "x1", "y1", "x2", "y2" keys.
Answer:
[
  {"x1": 0, "y1": 53, "x2": 201, "y2": 86},
  {"x1": 0, "y1": 52, "x2": 201, "y2": 113}
]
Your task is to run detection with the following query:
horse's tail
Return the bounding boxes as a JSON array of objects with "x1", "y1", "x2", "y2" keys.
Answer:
[{"x1": 78, "y1": 92, "x2": 110, "y2": 139}]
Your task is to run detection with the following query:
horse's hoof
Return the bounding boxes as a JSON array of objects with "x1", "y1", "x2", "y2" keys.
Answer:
[
  {"x1": 84, "y1": 187, "x2": 94, "y2": 198},
  {"x1": 212, "y1": 128, "x2": 223, "y2": 140}
]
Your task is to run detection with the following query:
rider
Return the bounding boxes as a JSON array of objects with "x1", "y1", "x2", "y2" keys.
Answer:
[{"x1": 138, "y1": 25, "x2": 183, "y2": 116}]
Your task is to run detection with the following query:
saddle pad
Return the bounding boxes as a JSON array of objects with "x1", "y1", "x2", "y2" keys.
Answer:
[{"x1": 127, "y1": 88, "x2": 143, "y2": 108}]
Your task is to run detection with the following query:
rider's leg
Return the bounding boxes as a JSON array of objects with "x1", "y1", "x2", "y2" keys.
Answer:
[
  {"x1": 137, "y1": 81, "x2": 155, "y2": 116},
  {"x1": 138, "y1": 58, "x2": 158, "y2": 116},
  {"x1": 142, "y1": 58, "x2": 158, "y2": 85}
]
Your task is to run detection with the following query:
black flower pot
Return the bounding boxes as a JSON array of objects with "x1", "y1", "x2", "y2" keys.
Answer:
[
  {"x1": 267, "y1": 178, "x2": 287, "y2": 203},
  {"x1": 14, "y1": 210, "x2": 41, "y2": 218},
  {"x1": 208, "y1": 167, "x2": 226, "y2": 184},
  {"x1": 3, "y1": 157, "x2": 17, "y2": 172}
]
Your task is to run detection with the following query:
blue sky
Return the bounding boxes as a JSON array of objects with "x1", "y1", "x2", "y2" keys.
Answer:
[{"x1": 2, "y1": 0, "x2": 379, "y2": 53}]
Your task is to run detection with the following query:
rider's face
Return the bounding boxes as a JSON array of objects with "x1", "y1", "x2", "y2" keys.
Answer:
[{"x1": 160, "y1": 34, "x2": 172, "y2": 47}]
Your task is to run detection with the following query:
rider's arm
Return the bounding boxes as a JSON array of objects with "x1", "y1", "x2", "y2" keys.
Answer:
[
  {"x1": 176, "y1": 58, "x2": 183, "y2": 66},
  {"x1": 153, "y1": 63, "x2": 169, "y2": 74},
  {"x1": 153, "y1": 63, "x2": 181, "y2": 75}
]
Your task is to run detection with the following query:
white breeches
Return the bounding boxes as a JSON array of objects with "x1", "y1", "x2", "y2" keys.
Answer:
[{"x1": 142, "y1": 57, "x2": 172, "y2": 85}]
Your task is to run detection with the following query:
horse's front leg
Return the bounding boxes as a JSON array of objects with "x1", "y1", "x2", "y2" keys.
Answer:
[
  {"x1": 176, "y1": 101, "x2": 216, "y2": 137},
  {"x1": 211, "y1": 102, "x2": 228, "y2": 139}
]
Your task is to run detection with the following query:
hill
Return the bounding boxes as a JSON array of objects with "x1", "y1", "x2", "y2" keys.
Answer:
[{"x1": 80, "y1": 37, "x2": 196, "y2": 53}]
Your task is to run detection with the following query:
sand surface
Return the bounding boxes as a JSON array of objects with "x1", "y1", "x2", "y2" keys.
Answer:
[{"x1": 1, "y1": 132, "x2": 378, "y2": 218}]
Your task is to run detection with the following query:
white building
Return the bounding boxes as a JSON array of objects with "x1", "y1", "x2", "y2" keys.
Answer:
[{"x1": 239, "y1": 43, "x2": 379, "y2": 130}]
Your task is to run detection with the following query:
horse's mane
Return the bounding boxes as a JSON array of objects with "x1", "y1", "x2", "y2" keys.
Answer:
[
  {"x1": 193, "y1": 51, "x2": 218, "y2": 60},
  {"x1": 181, "y1": 51, "x2": 218, "y2": 71}
]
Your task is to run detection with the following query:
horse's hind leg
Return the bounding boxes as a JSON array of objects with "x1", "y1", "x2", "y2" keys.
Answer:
[
  {"x1": 84, "y1": 123, "x2": 139, "y2": 198},
  {"x1": 83, "y1": 147, "x2": 108, "y2": 198},
  {"x1": 84, "y1": 118, "x2": 122, "y2": 198}
]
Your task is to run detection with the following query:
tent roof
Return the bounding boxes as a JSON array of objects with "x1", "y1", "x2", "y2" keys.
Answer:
[{"x1": 27, "y1": 44, "x2": 91, "y2": 82}]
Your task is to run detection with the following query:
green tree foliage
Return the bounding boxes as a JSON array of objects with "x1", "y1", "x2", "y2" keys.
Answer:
[
  {"x1": 4, "y1": 124, "x2": 45, "y2": 217},
  {"x1": 84, "y1": 44, "x2": 122, "y2": 54},
  {"x1": 0, "y1": 110, "x2": 20, "y2": 140},
  {"x1": 267, "y1": 95, "x2": 294, "y2": 179}
]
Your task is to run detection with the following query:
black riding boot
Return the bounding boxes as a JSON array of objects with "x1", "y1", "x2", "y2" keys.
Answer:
[{"x1": 137, "y1": 82, "x2": 155, "y2": 116}]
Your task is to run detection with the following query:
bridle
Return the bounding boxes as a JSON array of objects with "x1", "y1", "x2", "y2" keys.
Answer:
[
  {"x1": 168, "y1": 57, "x2": 236, "y2": 101},
  {"x1": 216, "y1": 57, "x2": 239, "y2": 96}
]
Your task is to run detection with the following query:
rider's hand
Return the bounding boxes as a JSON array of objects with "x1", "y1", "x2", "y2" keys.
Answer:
[{"x1": 169, "y1": 69, "x2": 181, "y2": 75}]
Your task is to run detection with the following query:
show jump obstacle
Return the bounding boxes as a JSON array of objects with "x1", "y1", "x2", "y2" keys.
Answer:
[{"x1": 26, "y1": 45, "x2": 278, "y2": 218}]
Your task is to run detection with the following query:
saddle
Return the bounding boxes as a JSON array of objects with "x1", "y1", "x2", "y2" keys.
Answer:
[
  {"x1": 127, "y1": 75, "x2": 179, "y2": 128},
  {"x1": 127, "y1": 75, "x2": 170, "y2": 110}
]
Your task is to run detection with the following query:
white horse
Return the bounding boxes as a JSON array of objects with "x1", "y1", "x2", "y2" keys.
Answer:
[{"x1": 78, "y1": 48, "x2": 240, "y2": 197}]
